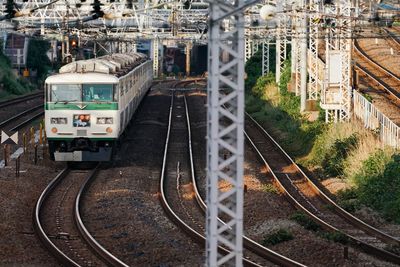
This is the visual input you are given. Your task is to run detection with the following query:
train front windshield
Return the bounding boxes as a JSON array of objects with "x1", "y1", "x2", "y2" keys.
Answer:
[
  {"x1": 50, "y1": 84, "x2": 115, "y2": 102},
  {"x1": 83, "y1": 84, "x2": 113, "y2": 102},
  {"x1": 51, "y1": 84, "x2": 80, "y2": 102}
]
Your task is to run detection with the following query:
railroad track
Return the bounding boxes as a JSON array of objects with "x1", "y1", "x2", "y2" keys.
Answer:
[
  {"x1": 383, "y1": 28, "x2": 400, "y2": 51},
  {"x1": 0, "y1": 104, "x2": 44, "y2": 132},
  {"x1": 159, "y1": 83, "x2": 305, "y2": 266},
  {"x1": 33, "y1": 165, "x2": 128, "y2": 267},
  {"x1": 0, "y1": 91, "x2": 43, "y2": 109},
  {"x1": 244, "y1": 113, "x2": 400, "y2": 265},
  {"x1": 353, "y1": 39, "x2": 400, "y2": 104},
  {"x1": 158, "y1": 91, "x2": 262, "y2": 267},
  {"x1": 185, "y1": 94, "x2": 306, "y2": 266}
]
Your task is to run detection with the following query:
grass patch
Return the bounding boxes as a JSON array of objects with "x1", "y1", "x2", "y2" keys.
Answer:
[
  {"x1": 246, "y1": 93, "x2": 323, "y2": 157},
  {"x1": 351, "y1": 151, "x2": 400, "y2": 223},
  {"x1": 262, "y1": 229, "x2": 294, "y2": 246},
  {"x1": 261, "y1": 184, "x2": 279, "y2": 194},
  {"x1": 290, "y1": 211, "x2": 321, "y2": 231},
  {"x1": 319, "y1": 231, "x2": 349, "y2": 244},
  {"x1": 245, "y1": 59, "x2": 324, "y2": 158}
]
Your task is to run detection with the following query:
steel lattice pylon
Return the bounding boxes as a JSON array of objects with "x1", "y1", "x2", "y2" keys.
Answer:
[
  {"x1": 321, "y1": 0, "x2": 352, "y2": 122},
  {"x1": 275, "y1": 0, "x2": 287, "y2": 84},
  {"x1": 308, "y1": 0, "x2": 320, "y2": 100},
  {"x1": 244, "y1": 35, "x2": 261, "y2": 62},
  {"x1": 206, "y1": 0, "x2": 245, "y2": 265},
  {"x1": 261, "y1": 38, "x2": 270, "y2": 75},
  {"x1": 292, "y1": 17, "x2": 301, "y2": 96},
  {"x1": 245, "y1": 36, "x2": 252, "y2": 62},
  {"x1": 152, "y1": 37, "x2": 159, "y2": 77},
  {"x1": 252, "y1": 39, "x2": 261, "y2": 56},
  {"x1": 338, "y1": 0, "x2": 352, "y2": 121}
]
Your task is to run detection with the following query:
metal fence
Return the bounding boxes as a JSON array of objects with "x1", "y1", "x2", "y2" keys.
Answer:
[
  {"x1": 4, "y1": 48, "x2": 26, "y2": 67},
  {"x1": 353, "y1": 90, "x2": 400, "y2": 149}
]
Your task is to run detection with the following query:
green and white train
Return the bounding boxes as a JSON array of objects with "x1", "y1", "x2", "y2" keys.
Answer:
[{"x1": 44, "y1": 52, "x2": 153, "y2": 161}]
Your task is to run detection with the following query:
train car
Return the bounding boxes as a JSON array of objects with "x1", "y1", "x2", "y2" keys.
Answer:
[{"x1": 44, "y1": 52, "x2": 153, "y2": 161}]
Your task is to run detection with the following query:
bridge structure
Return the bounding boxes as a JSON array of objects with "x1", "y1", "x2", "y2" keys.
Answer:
[{"x1": 0, "y1": 0, "x2": 385, "y2": 265}]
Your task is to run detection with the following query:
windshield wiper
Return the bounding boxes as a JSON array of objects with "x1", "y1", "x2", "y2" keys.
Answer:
[
  {"x1": 91, "y1": 100, "x2": 112, "y2": 104},
  {"x1": 63, "y1": 100, "x2": 78, "y2": 104},
  {"x1": 54, "y1": 99, "x2": 78, "y2": 104}
]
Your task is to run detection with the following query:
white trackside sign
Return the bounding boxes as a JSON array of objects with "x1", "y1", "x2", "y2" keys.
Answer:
[{"x1": 1, "y1": 131, "x2": 18, "y2": 145}]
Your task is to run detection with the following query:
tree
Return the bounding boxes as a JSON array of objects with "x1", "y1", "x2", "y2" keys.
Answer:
[{"x1": 26, "y1": 39, "x2": 51, "y2": 82}]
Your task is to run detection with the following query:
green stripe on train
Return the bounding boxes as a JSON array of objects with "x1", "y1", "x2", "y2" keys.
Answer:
[{"x1": 45, "y1": 102, "x2": 118, "y2": 110}]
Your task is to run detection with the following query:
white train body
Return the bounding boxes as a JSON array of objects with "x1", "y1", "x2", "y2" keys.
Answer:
[{"x1": 44, "y1": 53, "x2": 153, "y2": 161}]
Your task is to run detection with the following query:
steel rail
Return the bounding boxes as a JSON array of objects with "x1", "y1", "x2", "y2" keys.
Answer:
[
  {"x1": 0, "y1": 92, "x2": 43, "y2": 109},
  {"x1": 353, "y1": 39, "x2": 400, "y2": 103},
  {"x1": 354, "y1": 39, "x2": 400, "y2": 82},
  {"x1": 184, "y1": 95, "x2": 306, "y2": 267},
  {"x1": 158, "y1": 87, "x2": 261, "y2": 267},
  {"x1": 33, "y1": 166, "x2": 127, "y2": 266},
  {"x1": 383, "y1": 28, "x2": 400, "y2": 50},
  {"x1": 0, "y1": 104, "x2": 43, "y2": 129},
  {"x1": 74, "y1": 165, "x2": 129, "y2": 267},
  {"x1": 33, "y1": 168, "x2": 82, "y2": 267},
  {"x1": 9, "y1": 111, "x2": 44, "y2": 132},
  {"x1": 354, "y1": 62, "x2": 400, "y2": 102},
  {"x1": 245, "y1": 113, "x2": 400, "y2": 265}
]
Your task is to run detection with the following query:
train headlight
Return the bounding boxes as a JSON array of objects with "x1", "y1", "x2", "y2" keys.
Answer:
[
  {"x1": 51, "y1": 127, "x2": 58, "y2": 133},
  {"x1": 97, "y1": 117, "x2": 114, "y2": 124},
  {"x1": 51, "y1": 117, "x2": 68, "y2": 124},
  {"x1": 106, "y1": 127, "x2": 113, "y2": 133}
]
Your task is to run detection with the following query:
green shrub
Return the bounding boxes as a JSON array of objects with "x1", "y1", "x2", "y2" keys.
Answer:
[
  {"x1": 2, "y1": 75, "x2": 28, "y2": 95},
  {"x1": 245, "y1": 49, "x2": 262, "y2": 91},
  {"x1": 290, "y1": 211, "x2": 321, "y2": 231},
  {"x1": 0, "y1": 40, "x2": 34, "y2": 96},
  {"x1": 337, "y1": 189, "x2": 361, "y2": 212},
  {"x1": 353, "y1": 151, "x2": 400, "y2": 223},
  {"x1": 321, "y1": 133, "x2": 358, "y2": 177},
  {"x1": 362, "y1": 92, "x2": 373, "y2": 102},
  {"x1": 320, "y1": 231, "x2": 349, "y2": 244},
  {"x1": 27, "y1": 39, "x2": 52, "y2": 82},
  {"x1": 262, "y1": 229, "x2": 294, "y2": 246},
  {"x1": 251, "y1": 72, "x2": 275, "y2": 97}
]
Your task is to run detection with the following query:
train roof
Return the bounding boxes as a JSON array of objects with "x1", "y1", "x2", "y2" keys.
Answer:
[
  {"x1": 45, "y1": 72, "x2": 119, "y2": 84},
  {"x1": 58, "y1": 52, "x2": 148, "y2": 77}
]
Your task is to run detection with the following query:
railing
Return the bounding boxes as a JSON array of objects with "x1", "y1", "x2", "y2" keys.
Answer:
[
  {"x1": 353, "y1": 90, "x2": 400, "y2": 149},
  {"x1": 4, "y1": 48, "x2": 26, "y2": 67}
]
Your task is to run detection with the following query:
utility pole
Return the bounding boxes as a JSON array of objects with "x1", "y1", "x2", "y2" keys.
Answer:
[{"x1": 186, "y1": 42, "x2": 192, "y2": 76}]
